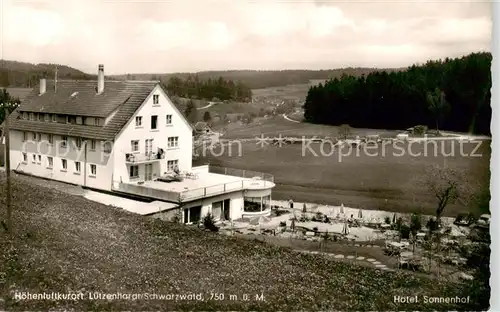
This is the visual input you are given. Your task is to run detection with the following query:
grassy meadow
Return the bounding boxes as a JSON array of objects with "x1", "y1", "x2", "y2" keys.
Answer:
[
  {"x1": 196, "y1": 138, "x2": 490, "y2": 217},
  {"x1": 0, "y1": 173, "x2": 484, "y2": 310}
]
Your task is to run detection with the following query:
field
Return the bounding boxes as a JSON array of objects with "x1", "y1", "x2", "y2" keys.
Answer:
[
  {"x1": 196, "y1": 135, "x2": 490, "y2": 217},
  {"x1": 222, "y1": 116, "x2": 399, "y2": 139},
  {"x1": 0, "y1": 173, "x2": 483, "y2": 310},
  {"x1": 252, "y1": 84, "x2": 310, "y2": 101}
]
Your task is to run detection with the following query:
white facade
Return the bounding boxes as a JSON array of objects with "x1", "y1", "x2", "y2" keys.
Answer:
[
  {"x1": 8, "y1": 130, "x2": 113, "y2": 191},
  {"x1": 113, "y1": 85, "x2": 193, "y2": 184}
]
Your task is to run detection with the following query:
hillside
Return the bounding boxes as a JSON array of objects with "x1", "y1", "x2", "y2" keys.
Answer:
[
  {"x1": 0, "y1": 60, "x2": 95, "y2": 88},
  {"x1": 0, "y1": 173, "x2": 484, "y2": 311},
  {"x1": 110, "y1": 68, "x2": 404, "y2": 90}
]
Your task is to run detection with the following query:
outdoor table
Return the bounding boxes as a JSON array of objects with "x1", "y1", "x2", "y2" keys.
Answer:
[{"x1": 400, "y1": 251, "x2": 413, "y2": 258}]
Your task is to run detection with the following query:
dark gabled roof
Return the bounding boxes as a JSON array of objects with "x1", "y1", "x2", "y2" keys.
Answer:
[
  {"x1": 17, "y1": 80, "x2": 155, "y2": 117},
  {"x1": 3, "y1": 80, "x2": 159, "y2": 140}
]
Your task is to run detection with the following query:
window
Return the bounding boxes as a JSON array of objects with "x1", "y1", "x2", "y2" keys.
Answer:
[
  {"x1": 151, "y1": 115, "x2": 158, "y2": 130},
  {"x1": 130, "y1": 165, "x2": 139, "y2": 179},
  {"x1": 135, "y1": 116, "x2": 142, "y2": 127},
  {"x1": 167, "y1": 160, "x2": 179, "y2": 171},
  {"x1": 32, "y1": 154, "x2": 36, "y2": 163},
  {"x1": 61, "y1": 136, "x2": 68, "y2": 148},
  {"x1": 75, "y1": 138, "x2": 82, "y2": 149},
  {"x1": 47, "y1": 156, "x2": 53, "y2": 168},
  {"x1": 29, "y1": 113, "x2": 35, "y2": 121},
  {"x1": 90, "y1": 164, "x2": 97, "y2": 176},
  {"x1": 67, "y1": 116, "x2": 76, "y2": 124},
  {"x1": 23, "y1": 112, "x2": 28, "y2": 119},
  {"x1": 61, "y1": 159, "x2": 67, "y2": 170},
  {"x1": 183, "y1": 206, "x2": 202, "y2": 224},
  {"x1": 75, "y1": 161, "x2": 81, "y2": 173},
  {"x1": 32, "y1": 132, "x2": 36, "y2": 141},
  {"x1": 212, "y1": 201, "x2": 223, "y2": 220},
  {"x1": 48, "y1": 134, "x2": 53, "y2": 144},
  {"x1": 131, "y1": 140, "x2": 139, "y2": 152},
  {"x1": 94, "y1": 118, "x2": 101, "y2": 126},
  {"x1": 37, "y1": 155, "x2": 41, "y2": 163},
  {"x1": 36, "y1": 133, "x2": 41, "y2": 142},
  {"x1": 37, "y1": 113, "x2": 42, "y2": 121},
  {"x1": 166, "y1": 114, "x2": 172, "y2": 125},
  {"x1": 44, "y1": 114, "x2": 49, "y2": 122},
  {"x1": 76, "y1": 116, "x2": 82, "y2": 125},
  {"x1": 22, "y1": 132, "x2": 27, "y2": 142},
  {"x1": 103, "y1": 142, "x2": 112, "y2": 154},
  {"x1": 90, "y1": 140, "x2": 96, "y2": 151},
  {"x1": 52, "y1": 114, "x2": 56, "y2": 122},
  {"x1": 22, "y1": 153, "x2": 27, "y2": 162},
  {"x1": 168, "y1": 137, "x2": 179, "y2": 148},
  {"x1": 153, "y1": 94, "x2": 159, "y2": 105}
]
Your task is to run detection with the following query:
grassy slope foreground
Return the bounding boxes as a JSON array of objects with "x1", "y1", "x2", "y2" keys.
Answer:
[{"x1": 0, "y1": 173, "x2": 480, "y2": 310}]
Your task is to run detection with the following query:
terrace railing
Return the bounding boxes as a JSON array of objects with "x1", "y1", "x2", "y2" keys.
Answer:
[
  {"x1": 208, "y1": 165, "x2": 274, "y2": 183},
  {"x1": 179, "y1": 178, "x2": 274, "y2": 202}
]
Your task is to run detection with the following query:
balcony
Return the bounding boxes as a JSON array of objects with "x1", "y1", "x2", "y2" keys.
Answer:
[{"x1": 125, "y1": 151, "x2": 164, "y2": 164}]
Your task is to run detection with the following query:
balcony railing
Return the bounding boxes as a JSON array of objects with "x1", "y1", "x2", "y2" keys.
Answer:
[
  {"x1": 125, "y1": 152, "x2": 164, "y2": 164},
  {"x1": 179, "y1": 179, "x2": 274, "y2": 202},
  {"x1": 208, "y1": 165, "x2": 274, "y2": 183}
]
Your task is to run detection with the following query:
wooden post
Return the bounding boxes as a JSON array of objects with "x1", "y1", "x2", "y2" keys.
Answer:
[{"x1": 4, "y1": 107, "x2": 12, "y2": 234}]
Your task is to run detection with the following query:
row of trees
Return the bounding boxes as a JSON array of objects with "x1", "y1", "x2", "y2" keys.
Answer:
[
  {"x1": 163, "y1": 75, "x2": 252, "y2": 102},
  {"x1": 304, "y1": 52, "x2": 492, "y2": 135}
]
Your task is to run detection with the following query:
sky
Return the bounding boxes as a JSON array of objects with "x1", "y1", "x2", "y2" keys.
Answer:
[{"x1": 0, "y1": 0, "x2": 492, "y2": 75}]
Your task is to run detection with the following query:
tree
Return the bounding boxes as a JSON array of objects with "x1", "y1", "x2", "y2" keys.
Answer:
[
  {"x1": 426, "y1": 88, "x2": 450, "y2": 131},
  {"x1": 0, "y1": 89, "x2": 20, "y2": 125},
  {"x1": 420, "y1": 164, "x2": 471, "y2": 225},
  {"x1": 338, "y1": 124, "x2": 351, "y2": 140},
  {"x1": 410, "y1": 213, "x2": 422, "y2": 251},
  {"x1": 184, "y1": 100, "x2": 198, "y2": 124},
  {"x1": 203, "y1": 111, "x2": 211, "y2": 123}
]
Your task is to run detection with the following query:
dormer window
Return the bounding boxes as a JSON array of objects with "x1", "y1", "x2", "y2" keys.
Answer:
[
  {"x1": 76, "y1": 116, "x2": 82, "y2": 125},
  {"x1": 44, "y1": 114, "x2": 49, "y2": 122},
  {"x1": 22, "y1": 112, "x2": 28, "y2": 120},
  {"x1": 29, "y1": 113, "x2": 35, "y2": 121},
  {"x1": 52, "y1": 114, "x2": 56, "y2": 122},
  {"x1": 37, "y1": 114, "x2": 42, "y2": 121},
  {"x1": 94, "y1": 118, "x2": 101, "y2": 126}
]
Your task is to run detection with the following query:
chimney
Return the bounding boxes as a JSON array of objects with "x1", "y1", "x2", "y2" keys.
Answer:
[
  {"x1": 97, "y1": 64, "x2": 104, "y2": 94},
  {"x1": 39, "y1": 79, "x2": 46, "y2": 95}
]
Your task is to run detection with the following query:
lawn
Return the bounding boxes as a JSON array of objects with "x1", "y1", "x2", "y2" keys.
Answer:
[
  {"x1": 0, "y1": 173, "x2": 484, "y2": 310},
  {"x1": 222, "y1": 116, "x2": 399, "y2": 139},
  {"x1": 196, "y1": 139, "x2": 490, "y2": 217}
]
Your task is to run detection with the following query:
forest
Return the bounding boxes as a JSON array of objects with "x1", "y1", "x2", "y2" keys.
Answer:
[
  {"x1": 162, "y1": 75, "x2": 252, "y2": 102},
  {"x1": 303, "y1": 52, "x2": 492, "y2": 135}
]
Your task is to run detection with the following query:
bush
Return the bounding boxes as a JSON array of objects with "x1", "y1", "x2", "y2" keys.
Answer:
[
  {"x1": 323, "y1": 216, "x2": 330, "y2": 223},
  {"x1": 313, "y1": 227, "x2": 318, "y2": 232},
  {"x1": 279, "y1": 221, "x2": 286, "y2": 227},
  {"x1": 384, "y1": 216, "x2": 391, "y2": 224},
  {"x1": 400, "y1": 224, "x2": 411, "y2": 239},
  {"x1": 203, "y1": 213, "x2": 219, "y2": 232},
  {"x1": 302, "y1": 203, "x2": 307, "y2": 213},
  {"x1": 426, "y1": 218, "x2": 439, "y2": 232}
]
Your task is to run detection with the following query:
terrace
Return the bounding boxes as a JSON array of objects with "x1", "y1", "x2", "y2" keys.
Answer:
[{"x1": 112, "y1": 165, "x2": 275, "y2": 203}]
